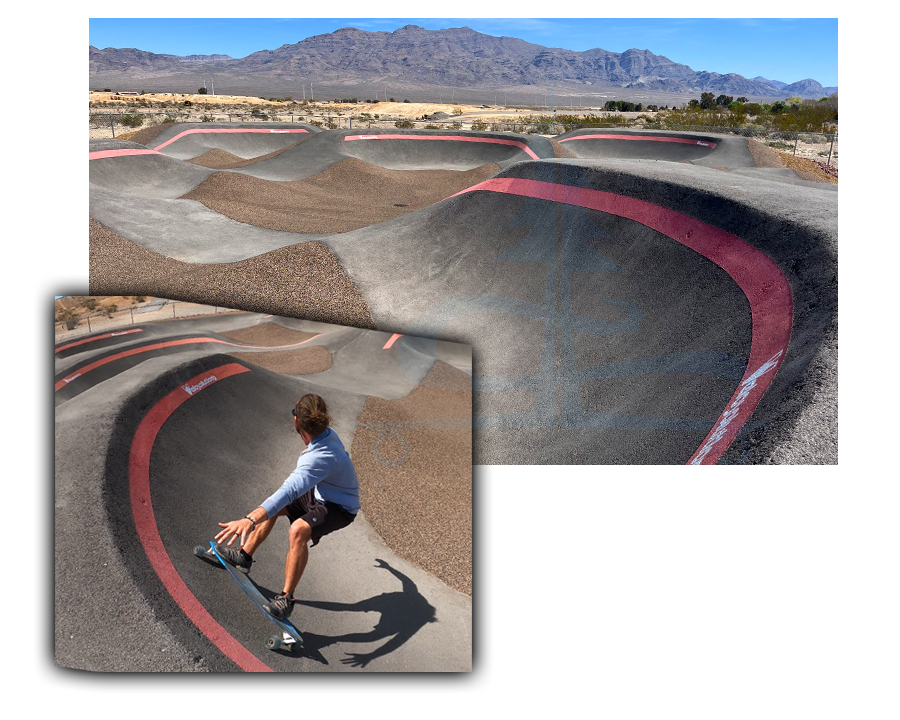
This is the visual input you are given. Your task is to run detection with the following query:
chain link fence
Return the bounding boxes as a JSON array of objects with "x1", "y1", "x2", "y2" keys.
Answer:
[
  {"x1": 89, "y1": 111, "x2": 837, "y2": 166},
  {"x1": 54, "y1": 298, "x2": 242, "y2": 343}
]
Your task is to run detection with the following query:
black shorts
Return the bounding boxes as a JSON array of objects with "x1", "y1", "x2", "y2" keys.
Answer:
[{"x1": 284, "y1": 489, "x2": 356, "y2": 546}]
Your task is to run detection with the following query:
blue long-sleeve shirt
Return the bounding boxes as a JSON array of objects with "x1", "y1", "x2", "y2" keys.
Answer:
[{"x1": 261, "y1": 427, "x2": 360, "y2": 517}]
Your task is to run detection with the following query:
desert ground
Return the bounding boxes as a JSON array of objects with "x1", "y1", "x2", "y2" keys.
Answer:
[{"x1": 89, "y1": 92, "x2": 837, "y2": 175}]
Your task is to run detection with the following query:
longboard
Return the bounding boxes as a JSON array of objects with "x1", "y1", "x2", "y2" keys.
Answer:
[{"x1": 193, "y1": 541, "x2": 303, "y2": 652}]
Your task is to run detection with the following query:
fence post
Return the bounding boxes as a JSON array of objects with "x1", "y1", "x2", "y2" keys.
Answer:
[
  {"x1": 87, "y1": 315, "x2": 92, "y2": 333},
  {"x1": 110, "y1": 114, "x2": 115, "y2": 139},
  {"x1": 827, "y1": 134, "x2": 835, "y2": 166},
  {"x1": 793, "y1": 131, "x2": 799, "y2": 156},
  {"x1": 130, "y1": 307, "x2": 134, "y2": 324}
]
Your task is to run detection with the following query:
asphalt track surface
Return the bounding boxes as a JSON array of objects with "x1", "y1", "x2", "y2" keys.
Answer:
[
  {"x1": 55, "y1": 312, "x2": 472, "y2": 672},
  {"x1": 89, "y1": 124, "x2": 837, "y2": 464}
]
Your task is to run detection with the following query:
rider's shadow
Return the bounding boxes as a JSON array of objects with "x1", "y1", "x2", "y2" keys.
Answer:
[{"x1": 294, "y1": 559, "x2": 437, "y2": 668}]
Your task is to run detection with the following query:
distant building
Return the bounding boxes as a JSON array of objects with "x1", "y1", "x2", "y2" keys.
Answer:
[{"x1": 115, "y1": 91, "x2": 140, "y2": 97}]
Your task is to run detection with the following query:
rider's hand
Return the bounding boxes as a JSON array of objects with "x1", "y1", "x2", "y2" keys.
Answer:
[{"x1": 215, "y1": 518, "x2": 252, "y2": 547}]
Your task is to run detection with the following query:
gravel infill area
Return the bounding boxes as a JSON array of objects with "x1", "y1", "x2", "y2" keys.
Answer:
[
  {"x1": 218, "y1": 323, "x2": 320, "y2": 346},
  {"x1": 186, "y1": 141, "x2": 308, "y2": 169},
  {"x1": 181, "y1": 157, "x2": 499, "y2": 234},
  {"x1": 747, "y1": 138, "x2": 785, "y2": 168},
  {"x1": 228, "y1": 346, "x2": 333, "y2": 375},
  {"x1": 550, "y1": 138, "x2": 578, "y2": 158},
  {"x1": 774, "y1": 151, "x2": 838, "y2": 184},
  {"x1": 350, "y1": 360, "x2": 472, "y2": 596},
  {"x1": 748, "y1": 138, "x2": 838, "y2": 184},
  {"x1": 117, "y1": 124, "x2": 169, "y2": 146},
  {"x1": 89, "y1": 218, "x2": 376, "y2": 329}
]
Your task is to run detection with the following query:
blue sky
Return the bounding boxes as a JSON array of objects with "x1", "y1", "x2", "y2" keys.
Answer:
[{"x1": 89, "y1": 18, "x2": 838, "y2": 87}]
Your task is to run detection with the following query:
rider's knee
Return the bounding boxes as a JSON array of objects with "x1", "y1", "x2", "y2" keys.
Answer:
[{"x1": 289, "y1": 519, "x2": 313, "y2": 546}]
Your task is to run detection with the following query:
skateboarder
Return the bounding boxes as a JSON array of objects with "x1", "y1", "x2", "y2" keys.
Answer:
[{"x1": 214, "y1": 393, "x2": 360, "y2": 620}]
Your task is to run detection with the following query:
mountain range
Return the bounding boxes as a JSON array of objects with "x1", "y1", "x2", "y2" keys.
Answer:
[{"x1": 89, "y1": 24, "x2": 837, "y2": 102}]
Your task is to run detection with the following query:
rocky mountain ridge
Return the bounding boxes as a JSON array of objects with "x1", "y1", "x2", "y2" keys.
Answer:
[{"x1": 89, "y1": 25, "x2": 837, "y2": 100}]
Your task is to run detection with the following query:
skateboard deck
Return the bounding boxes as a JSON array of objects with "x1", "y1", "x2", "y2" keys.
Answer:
[{"x1": 194, "y1": 541, "x2": 303, "y2": 651}]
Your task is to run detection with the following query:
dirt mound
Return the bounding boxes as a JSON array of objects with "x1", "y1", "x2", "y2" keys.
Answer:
[
  {"x1": 185, "y1": 140, "x2": 306, "y2": 169},
  {"x1": 180, "y1": 157, "x2": 499, "y2": 234},
  {"x1": 89, "y1": 218, "x2": 375, "y2": 329},
  {"x1": 218, "y1": 322, "x2": 319, "y2": 346},
  {"x1": 351, "y1": 359, "x2": 472, "y2": 595},
  {"x1": 228, "y1": 345, "x2": 333, "y2": 375}
]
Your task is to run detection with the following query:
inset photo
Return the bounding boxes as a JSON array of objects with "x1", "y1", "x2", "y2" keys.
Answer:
[{"x1": 54, "y1": 295, "x2": 471, "y2": 672}]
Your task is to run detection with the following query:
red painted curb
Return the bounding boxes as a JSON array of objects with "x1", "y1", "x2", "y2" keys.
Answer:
[
  {"x1": 55, "y1": 333, "x2": 321, "y2": 392},
  {"x1": 128, "y1": 363, "x2": 272, "y2": 672},
  {"x1": 55, "y1": 328, "x2": 143, "y2": 353},
  {"x1": 89, "y1": 148, "x2": 162, "y2": 160},
  {"x1": 344, "y1": 133, "x2": 540, "y2": 160},
  {"x1": 383, "y1": 333, "x2": 404, "y2": 349},
  {"x1": 456, "y1": 177, "x2": 792, "y2": 464},
  {"x1": 559, "y1": 134, "x2": 717, "y2": 148},
  {"x1": 153, "y1": 127, "x2": 308, "y2": 151}
]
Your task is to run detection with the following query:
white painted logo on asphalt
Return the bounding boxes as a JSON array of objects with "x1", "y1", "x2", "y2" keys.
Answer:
[
  {"x1": 690, "y1": 350, "x2": 784, "y2": 464},
  {"x1": 182, "y1": 374, "x2": 218, "y2": 396}
]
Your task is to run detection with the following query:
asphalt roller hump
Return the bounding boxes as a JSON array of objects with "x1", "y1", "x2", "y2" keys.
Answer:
[{"x1": 89, "y1": 125, "x2": 838, "y2": 464}]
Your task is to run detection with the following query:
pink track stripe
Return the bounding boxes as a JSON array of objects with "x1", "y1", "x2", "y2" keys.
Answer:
[
  {"x1": 456, "y1": 177, "x2": 792, "y2": 464},
  {"x1": 55, "y1": 328, "x2": 143, "y2": 353},
  {"x1": 153, "y1": 127, "x2": 308, "y2": 151},
  {"x1": 344, "y1": 133, "x2": 540, "y2": 160},
  {"x1": 89, "y1": 148, "x2": 163, "y2": 160},
  {"x1": 128, "y1": 363, "x2": 272, "y2": 672},
  {"x1": 559, "y1": 134, "x2": 717, "y2": 148},
  {"x1": 383, "y1": 333, "x2": 404, "y2": 349},
  {"x1": 55, "y1": 333, "x2": 321, "y2": 392}
]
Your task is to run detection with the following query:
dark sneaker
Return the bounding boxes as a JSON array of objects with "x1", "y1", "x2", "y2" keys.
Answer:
[
  {"x1": 215, "y1": 544, "x2": 253, "y2": 574},
  {"x1": 264, "y1": 593, "x2": 295, "y2": 620}
]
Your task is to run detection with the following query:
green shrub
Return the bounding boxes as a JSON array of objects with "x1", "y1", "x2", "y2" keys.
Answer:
[
  {"x1": 395, "y1": 120, "x2": 414, "y2": 129},
  {"x1": 470, "y1": 121, "x2": 488, "y2": 131},
  {"x1": 119, "y1": 114, "x2": 144, "y2": 128},
  {"x1": 765, "y1": 140, "x2": 794, "y2": 151},
  {"x1": 424, "y1": 124, "x2": 440, "y2": 129}
]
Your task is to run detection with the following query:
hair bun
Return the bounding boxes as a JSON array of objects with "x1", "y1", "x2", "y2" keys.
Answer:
[{"x1": 294, "y1": 394, "x2": 331, "y2": 436}]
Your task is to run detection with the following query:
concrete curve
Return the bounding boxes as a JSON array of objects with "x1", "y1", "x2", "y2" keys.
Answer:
[
  {"x1": 88, "y1": 124, "x2": 837, "y2": 465},
  {"x1": 143, "y1": 122, "x2": 321, "y2": 160},
  {"x1": 55, "y1": 312, "x2": 472, "y2": 672},
  {"x1": 556, "y1": 127, "x2": 755, "y2": 167}
]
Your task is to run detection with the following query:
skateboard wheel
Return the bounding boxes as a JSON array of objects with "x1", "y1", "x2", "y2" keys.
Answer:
[
  {"x1": 266, "y1": 635, "x2": 283, "y2": 651},
  {"x1": 192, "y1": 545, "x2": 208, "y2": 558}
]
